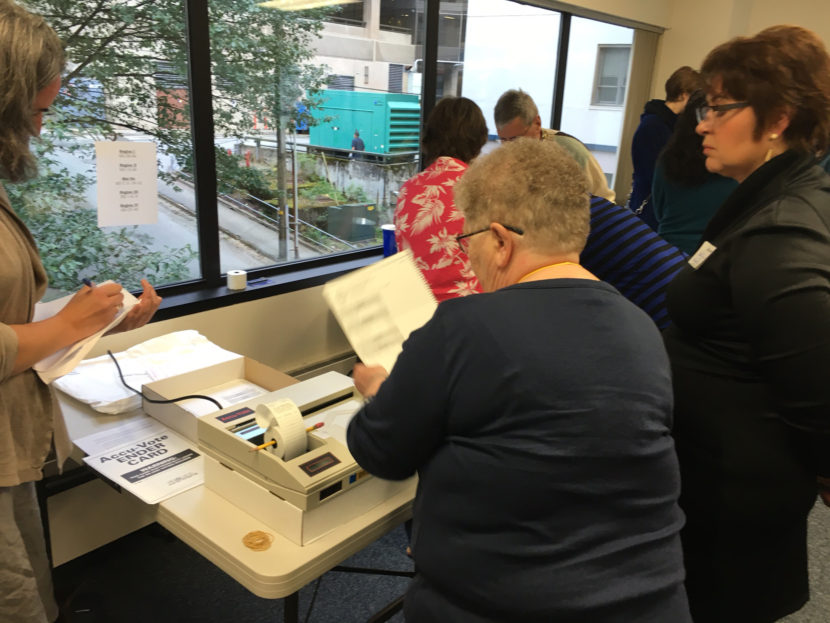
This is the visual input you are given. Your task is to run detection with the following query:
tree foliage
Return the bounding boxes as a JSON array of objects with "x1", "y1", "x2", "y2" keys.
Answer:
[
  {"x1": 212, "y1": 147, "x2": 272, "y2": 198},
  {"x1": 15, "y1": 0, "x2": 330, "y2": 289},
  {"x1": 31, "y1": 0, "x2": 329, "y2": 158},
  {"x1": 7, "y1": 155, "x2": 197, "y2": 292}
]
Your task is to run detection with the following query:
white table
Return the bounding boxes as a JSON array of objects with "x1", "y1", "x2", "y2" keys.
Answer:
[{"x1": 53, "y1": 392, "x2": 416, "y2": 622}]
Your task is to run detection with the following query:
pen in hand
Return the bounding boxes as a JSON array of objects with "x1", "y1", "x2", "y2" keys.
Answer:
[{"x1": 82, "y1": 278, "x2": 93, "y2": 288}]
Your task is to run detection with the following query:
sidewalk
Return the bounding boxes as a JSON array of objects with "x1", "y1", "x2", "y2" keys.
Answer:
[{"x1": 158, "y1": 176, "x2": 321, "y2": 265}]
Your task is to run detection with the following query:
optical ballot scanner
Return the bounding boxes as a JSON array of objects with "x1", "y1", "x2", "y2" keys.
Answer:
[
  {"x1": 197, "y1": 371, "x2": 370, "y2": 510},
  {"x1": 197, "y1": 371, "x2": 412, "y2": 545}
]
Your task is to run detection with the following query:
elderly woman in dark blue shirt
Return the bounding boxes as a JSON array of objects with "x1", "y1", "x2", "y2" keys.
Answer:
[{"x1": 348, "y1": 138, "x2": 691, "y2": 623}]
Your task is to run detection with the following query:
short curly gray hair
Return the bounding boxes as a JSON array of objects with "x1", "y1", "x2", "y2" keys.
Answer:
[
  {"x1": 454, "y1": 138, "x2": 590, "y2": 256},
  {"x1": 0, "y1": 1, "x2": 65, "y2": 182}
]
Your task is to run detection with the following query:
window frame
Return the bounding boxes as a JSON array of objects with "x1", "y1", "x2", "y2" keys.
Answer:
[
  {"x1": 591, "y1": 43, "x2": 631, "y2": 107},
  {"x1": 141, "y1": 0, "x2": 387, "y2": 321},
  {"x1": 142, "y1": 1, "x2": 650, "y2": 321}
]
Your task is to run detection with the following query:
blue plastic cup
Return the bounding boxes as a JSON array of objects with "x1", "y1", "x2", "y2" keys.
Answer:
[{"x1": 382, "y1": 224, "x2": 397, "y2": 257}]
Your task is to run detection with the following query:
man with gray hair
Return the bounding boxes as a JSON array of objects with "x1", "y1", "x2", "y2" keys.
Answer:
[{"x1": 494, "y1": 88, "x2": 615, "y2": 201}]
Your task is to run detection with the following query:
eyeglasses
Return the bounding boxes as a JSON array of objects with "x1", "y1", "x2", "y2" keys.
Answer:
[
  {"x1": 498, "y1": 125, "x2": 532, "y2": 143},
  {"x1": 695, "y1": 101, "x2": 750, "y2": 124},
  {"x1": 32, "y1": 107, "x2": 53, "y2": 120},
  {"x1": 456, "y1": 224, "x2": 524, "y2": 254}
]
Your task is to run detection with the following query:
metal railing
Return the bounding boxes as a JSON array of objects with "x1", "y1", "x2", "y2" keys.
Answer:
[
  {"x1": 237, "y1": 192, "x2": 360, "y2": 253},
  {"x1": 239, "y1": 134, "x2": 419, "y2": 165},
  {"x1": 176, "y1": 171, "x2": 360, "y2": 255}
]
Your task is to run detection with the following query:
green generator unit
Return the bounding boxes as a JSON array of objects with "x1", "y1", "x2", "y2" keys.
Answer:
[{"x1": 309, "y1": 90, "x2": 420, "y2": 154}]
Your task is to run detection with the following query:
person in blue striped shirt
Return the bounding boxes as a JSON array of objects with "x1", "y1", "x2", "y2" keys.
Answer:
[
  {"x1": 581, "y1": 195, "x2": 688, "y2": 329},
  {"x1": 422, "y1": 190, "x2": 687, "y2": 329}
]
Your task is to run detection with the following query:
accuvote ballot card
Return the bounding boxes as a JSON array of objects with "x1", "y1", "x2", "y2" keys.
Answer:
[{"x1": 83, "y1": 419, "x2": 203, "y2": 505}]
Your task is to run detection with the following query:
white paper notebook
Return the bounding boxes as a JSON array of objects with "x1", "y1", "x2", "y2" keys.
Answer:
[
  {"x1": 33, "y1": 281, "x2": 138, "y2": 384},
  {"x1": 322, "y1": 249, "x2": 437, "y2": 372}
]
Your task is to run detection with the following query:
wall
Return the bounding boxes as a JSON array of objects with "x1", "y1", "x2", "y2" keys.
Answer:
[
  {"x1": 653, "y1": 0, "x2": 830, "y2": 99},
  {"x1": 311, "y1": 156, "x2": 417, "y2": 217},
  {"x1": 92, "y1": 285, "x2": 352, "y2": 376},
  {"x1": 547, "y1": 0, "x2": 671, "y2": 28},
  {"x1": 314, "y1": 1, "x2": 415, "y2": 93}
]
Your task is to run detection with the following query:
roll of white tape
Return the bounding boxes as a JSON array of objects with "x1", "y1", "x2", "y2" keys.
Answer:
[
  {"x1": 227, "y1": 269, "x2": 247, "y2": 290},
  {"x1": 255, "y1": 399, "x2": 307, "y2": 460}
]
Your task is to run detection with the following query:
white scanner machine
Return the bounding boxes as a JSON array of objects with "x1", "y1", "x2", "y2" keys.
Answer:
[{"x1": 196, "y1": 372, "x2": 405, "y2": 529}]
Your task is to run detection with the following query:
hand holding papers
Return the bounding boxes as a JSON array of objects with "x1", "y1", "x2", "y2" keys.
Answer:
[
  {"x1": 322, "y1": 249, "x2": 437, "y2": 373},
  {"x1": 33, "y1": 281, "x2": 138, "y2": 384},
  {"x1": 352, "y1": 363, "x2": 388, "y2": 399}
]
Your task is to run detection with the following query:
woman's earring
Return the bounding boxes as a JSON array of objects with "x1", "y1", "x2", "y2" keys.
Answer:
[{"x1": 764, "y1": 133, "x2": 779, "y2": 162}]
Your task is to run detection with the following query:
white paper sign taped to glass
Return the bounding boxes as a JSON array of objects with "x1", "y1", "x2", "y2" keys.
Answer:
[{"x1": 95, "y1": 141, "x2": 158, "y2": 227}]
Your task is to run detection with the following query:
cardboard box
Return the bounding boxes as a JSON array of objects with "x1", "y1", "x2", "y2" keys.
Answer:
[
  {"x1": 143, "y1": 357, "x2": 298, "y2": 442},
  {"x1": 203, "y1": 454, "x2": 414, "y2": 545}
]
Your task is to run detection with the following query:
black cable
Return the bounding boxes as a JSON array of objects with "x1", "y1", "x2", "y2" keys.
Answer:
[
  {"x1": 107, "y1": 349, "x2": 224, "y2": 410},
  {"x1": 303, "y1": 576, "x2": 322, "y2": 623}
]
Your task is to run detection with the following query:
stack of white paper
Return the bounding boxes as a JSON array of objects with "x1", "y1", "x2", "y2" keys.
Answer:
[
  {"x1": 53, "y1": 330, "x2": 242, "y2": 414},
  {"x1": 322, "y1": 249, "x2": 438, "y2": 373}
]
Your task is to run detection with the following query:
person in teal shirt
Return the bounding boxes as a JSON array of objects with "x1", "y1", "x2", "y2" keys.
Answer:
[{"x1": 652, "y1": 90, "x2": 737, "y2": 255}]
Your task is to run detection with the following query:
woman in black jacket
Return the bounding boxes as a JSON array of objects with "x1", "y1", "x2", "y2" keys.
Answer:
[{"x1": 663, "y1": 25, "x2": 830, "y2": 623}]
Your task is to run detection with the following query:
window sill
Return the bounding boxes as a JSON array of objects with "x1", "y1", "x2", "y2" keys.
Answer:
[{"x1": 151, "y1": 248, "x2": 383, "y2": 322}]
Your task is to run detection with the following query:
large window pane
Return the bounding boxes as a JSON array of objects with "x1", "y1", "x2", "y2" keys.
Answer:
[
  {"x1": 11, "y1": 1, "x2": 644, "y2": 306},
  {"x1": 461, "y1": 0, "x2": 560, "y2": 134},
  {"x1": 210, "y1": 1, "x2": 429, "y2": 271},
  {"x1": 560, "y1": 16, "x2": 633, "y2": 188},
  {"x1": 16, "y1": 0, "x2": 203, "y2": 299}
]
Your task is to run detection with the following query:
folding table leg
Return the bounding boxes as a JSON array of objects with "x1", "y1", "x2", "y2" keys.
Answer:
[{"x1": 284, "y1": 591, "x2": 299, "y2": 623}]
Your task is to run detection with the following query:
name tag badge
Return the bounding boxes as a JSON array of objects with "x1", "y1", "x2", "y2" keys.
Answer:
[{"x1": 688, "y1": 241, "x2": 717, "y2": 270}]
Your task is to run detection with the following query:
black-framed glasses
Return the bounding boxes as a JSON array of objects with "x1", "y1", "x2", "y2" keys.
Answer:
[
  {"x1": 695, "y1": 101, "x2": 750, "y2": 124},
  {"x1": 455, "y1": 224, "x2": 524, "y2": 254}
]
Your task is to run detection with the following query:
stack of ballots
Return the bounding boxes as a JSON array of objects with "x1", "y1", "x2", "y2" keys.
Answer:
[{"x1": 53, "y1": 330, "x2": 242, "y2": 415}]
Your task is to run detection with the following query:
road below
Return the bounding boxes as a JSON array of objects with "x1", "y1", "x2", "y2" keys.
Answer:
[{"x1": 50, "y1": 139, "x2": 315, "y2": 283}]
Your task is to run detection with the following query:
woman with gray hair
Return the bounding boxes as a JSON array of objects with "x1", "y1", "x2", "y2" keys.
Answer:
[
  {"x1": 0, "y1": 3, "x2": 161, "y2": 621},
  {"x1": 347, "y1": 139, "x2": 690, "y2": 622}
]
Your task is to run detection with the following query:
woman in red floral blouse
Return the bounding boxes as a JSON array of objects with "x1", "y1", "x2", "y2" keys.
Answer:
[{"x1": 394, "y1": 97, "x2": 488, "y2": 301}]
